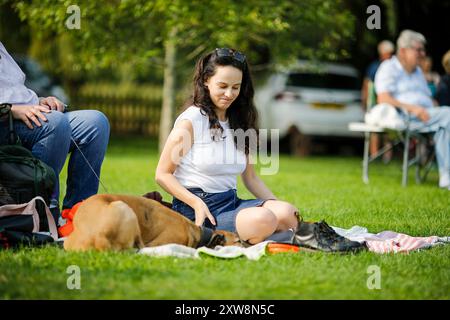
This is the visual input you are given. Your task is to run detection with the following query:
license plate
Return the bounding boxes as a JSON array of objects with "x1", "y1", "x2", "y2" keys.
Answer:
[{"x1": 311, "y1": 102, "x2": 345, "y2": 109}]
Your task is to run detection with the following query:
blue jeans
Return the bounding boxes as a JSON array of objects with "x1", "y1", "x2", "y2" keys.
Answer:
[
  {"x1": 172, "y1": 188, "x2": 265, "y2": 232},
  {"x1": 408, "y1": 106, "x2": 450, "y2": 179},
  {"x1": 0, "y1": 110, "x2": 110, "y2": 209}
]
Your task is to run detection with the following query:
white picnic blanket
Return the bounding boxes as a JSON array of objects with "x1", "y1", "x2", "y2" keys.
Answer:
[
  {"x1": 137, "y1": 225, "x2": 450, "y2": 259},
  {"x1": 138, "y1": 241, "x2": 272, "y2": 260}
]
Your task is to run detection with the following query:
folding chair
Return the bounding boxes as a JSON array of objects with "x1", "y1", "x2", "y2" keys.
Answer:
[{"x1": 349, "y1": 81, "x2": 435, "y2": 186}]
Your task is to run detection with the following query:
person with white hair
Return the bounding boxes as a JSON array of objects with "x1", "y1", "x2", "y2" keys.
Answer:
[{"x1": 375, "y1": 30, "x2": 450, "y2": 190}]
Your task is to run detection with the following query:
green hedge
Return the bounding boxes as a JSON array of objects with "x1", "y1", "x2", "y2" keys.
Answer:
[{"x1": 71, "y1": 83, "x2": 187, "y2": 137}]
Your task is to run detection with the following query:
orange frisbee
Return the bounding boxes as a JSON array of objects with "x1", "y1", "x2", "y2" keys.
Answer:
[{"x1": 267, "y1": 243, "x2": 300, "y2": 254}]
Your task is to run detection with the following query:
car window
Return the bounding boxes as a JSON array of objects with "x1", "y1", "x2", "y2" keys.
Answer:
[{"x1": 286, "y1": 72, "x2": 360, "y2": 90}]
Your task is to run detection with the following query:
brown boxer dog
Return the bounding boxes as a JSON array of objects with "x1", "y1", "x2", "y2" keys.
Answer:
[{"x1": 64, "y1": 194, "x2": 241, "y2": 251}]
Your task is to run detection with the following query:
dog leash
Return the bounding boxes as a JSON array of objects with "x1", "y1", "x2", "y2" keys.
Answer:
[
  {"x1": 70, "y1": 136, "x2": 109, "y2": 193},
  {"x1": 62, "y1": 104, "x2": 109, "y2": 193}
]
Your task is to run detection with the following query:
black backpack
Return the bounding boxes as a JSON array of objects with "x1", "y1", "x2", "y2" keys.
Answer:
[{"x1": 0, "y1": 103, "x2": 58, "y2": 248}]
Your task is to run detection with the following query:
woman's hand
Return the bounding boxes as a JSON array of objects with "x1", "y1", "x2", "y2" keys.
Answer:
[
  {"x1": 11, "y1": 104, "x2": 51, "y2": 129},
  {"x1": 193, "y1": 198, "x2": 216, "y2": 227}
]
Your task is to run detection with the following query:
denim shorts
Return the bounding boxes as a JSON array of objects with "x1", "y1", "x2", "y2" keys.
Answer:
[{"x1": 172, "y1": 188, "x2": 266, "y2": 232}]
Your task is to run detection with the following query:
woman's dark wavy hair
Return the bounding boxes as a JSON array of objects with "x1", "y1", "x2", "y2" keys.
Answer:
[{"x1": 185, "y1": 48, "x2": 259, "y2": 154}]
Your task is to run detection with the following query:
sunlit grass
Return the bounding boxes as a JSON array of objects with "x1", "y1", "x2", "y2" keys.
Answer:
[{"x1": 1, "y1": 137, "x2": 448, "y2": 299}]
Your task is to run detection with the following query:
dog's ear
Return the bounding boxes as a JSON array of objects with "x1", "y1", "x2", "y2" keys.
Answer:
[
  {"x1": 142, "y1": 191, "x2": 163, "y2": 202},
  {"x1": 142, "y1": 191, "x2": 173, "y2": 209}
]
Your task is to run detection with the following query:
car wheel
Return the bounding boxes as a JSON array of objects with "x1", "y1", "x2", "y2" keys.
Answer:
[{"x1": 288, "y1": 126, "x2": 311, "y2": 157}]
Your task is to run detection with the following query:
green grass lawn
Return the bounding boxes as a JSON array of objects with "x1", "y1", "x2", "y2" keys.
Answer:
[{"x1": 0, "y1": 136, "x2": 449, "y2": 299}]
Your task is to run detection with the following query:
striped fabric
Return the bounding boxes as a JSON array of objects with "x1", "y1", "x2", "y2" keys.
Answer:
[
  {"x1": 333, "y1": 226, "x2": 449, "y2": 254},
  {"x1": 366, "y1": 232, "x2": 439, "y2": 253}
]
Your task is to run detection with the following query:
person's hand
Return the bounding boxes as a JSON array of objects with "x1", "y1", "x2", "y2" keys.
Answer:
[
  {"x1": 408, "y1": 104, "x2": 430, "y2": 123},
  {"x1": 193, "y1": 198, "x2": 216, "y2": 227},
  {"x1": 39, "y1": 96, "x2": 65, "y2": 112},
  {"x1": 10, "y1": 105, "x2": 51, "y2": 129}
]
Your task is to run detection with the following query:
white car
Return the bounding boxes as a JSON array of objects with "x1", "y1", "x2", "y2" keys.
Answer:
[{"x1": 255, "y1": 60, "x2": 364, "y2": 155}]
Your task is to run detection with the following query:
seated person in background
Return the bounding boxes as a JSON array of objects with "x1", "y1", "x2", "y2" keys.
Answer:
[
  {"x1": 0, "y1": 41, "x2": 110, "y2": 220},
  {"x1": 361, "y1": 40, "x2": 395, "y2": 106},
  {"x1": 419, "y1": 55, "x2": 440, "y2": 97},
  {"x1": 374, "y1": 30, "x2": 450, "y2": 190},
  {"x1": 361, "y1": 40, "x2": 395, "y2": 161},
  {"x1": 436, "y1": 50, "x2": 450, "y2": 106}
]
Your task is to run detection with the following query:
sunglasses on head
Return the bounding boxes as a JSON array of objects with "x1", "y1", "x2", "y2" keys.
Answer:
[{"x1": 215, "y1": 48, "x2": 246, "y2": 65}]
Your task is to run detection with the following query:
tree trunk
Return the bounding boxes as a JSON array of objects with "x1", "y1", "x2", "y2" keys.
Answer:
[
  {"x1": 288, "y1": 126, "x2": 311, "y2": 157},
  {"x1": 159, "y1": 27, "x2": 177, "y2": 153}
]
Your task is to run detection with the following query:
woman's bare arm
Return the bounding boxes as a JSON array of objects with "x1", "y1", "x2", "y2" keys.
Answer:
[
  {"x1": 240, "y1": 156, "x2": 277, "y2": 200},
  {"x1": 155, "y1": 119, "x2": 215, "y2": 226}
]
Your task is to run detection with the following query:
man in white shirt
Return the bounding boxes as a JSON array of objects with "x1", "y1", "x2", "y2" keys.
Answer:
[
  {"x1": 0, "y1": 41, "x2": 110, "y2": 218},
  {"x1": 375, "y1": 30, "x2": 450, "y2": 189}
]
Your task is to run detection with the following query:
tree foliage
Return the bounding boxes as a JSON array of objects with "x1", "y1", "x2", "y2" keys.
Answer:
[
  {"x1": 11, "y1": 0, "x2": 355, "y2": 147},
  {"x1": 13, "y1": 0, "x2": 354, "y2": 74}
]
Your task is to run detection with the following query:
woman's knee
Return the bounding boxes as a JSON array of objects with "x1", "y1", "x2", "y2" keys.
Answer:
[
  {"x1": 251, "y1": 209, "x2": 278, "y2": 229},
  {"x1": 235, "y1": 207, "x2": 277, "y2": 243},
  {"x1": 263, "y1": 200, "x2": 299, "y2": 230}
]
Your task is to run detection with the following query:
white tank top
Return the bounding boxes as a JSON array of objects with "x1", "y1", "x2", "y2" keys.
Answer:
[{"x1": 173, "y1": 106, "x2": 247, "y2": 193}]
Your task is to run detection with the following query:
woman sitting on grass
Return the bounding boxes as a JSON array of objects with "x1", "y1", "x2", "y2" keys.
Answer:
[{"x1": 155, "y1": 48, "x2": 363, "y2": 252}]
